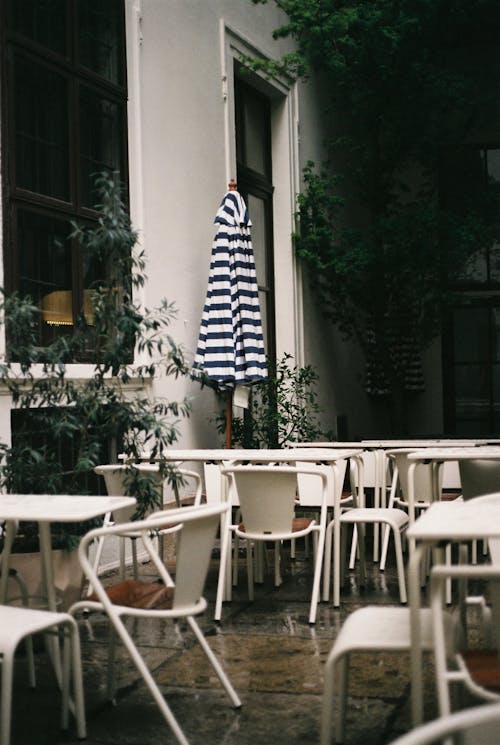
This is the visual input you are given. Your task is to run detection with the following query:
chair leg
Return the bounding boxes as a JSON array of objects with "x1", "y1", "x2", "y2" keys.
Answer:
[
  {"x1": 445, "y1": 543, "x2": 452, "y2": 605},
  {"x1": 356, "y1": 525, "x2": 366, "y2": 587},
  {"x1": 275, "y1": 541, "x2": 283, "y2": 587},
  {"x1": 391, "y1": 526, "x2": 407, "y2": 604},
  {"x1": 320, "y1": 646, "x2": 336, "y2": 745},
  {"x1": 131, "y1": 538, "x2": 139, "y2": 580},
  {"x1": 12, "y1": 571, "x2": 36, "y2": 687},
  {"x1": 68, "y1": 620, "x2": 86, "y2": 739},
  {"x1": 119, "y1": 538, "x2": 126, "y2": 581},
  {"x1": 111, "y1": 617, "x2": 191, "y2": 745},
  {"x1": 1, "y1": 648, "x2": 14, "y2": 745},
  {"x1": 186, "y1": 616, "x2": 241, "y2": 708},
  {"x1": 246, "y1": 541, "x2": 254, "y2": 601},
  {"x1": 107, "y1": 627, "x2": 118, "y2": 702},
  {"x1": 232, "y1": 535, "x2": 239, "y2": 587},
  {"x1": 348, "y1": 525, "x2": 358, "y2": 570},
  {"x1": 321, "y1": 647, "x2": 349, "y2": 745},
  {"x1": 335, "y1": 654, "x2": 349, "y2": 744},
  {"x1": 323, "y1": 525, "x2": 333, "y2": 602}
]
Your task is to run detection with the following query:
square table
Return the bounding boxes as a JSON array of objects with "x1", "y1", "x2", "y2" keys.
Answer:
[
  {"x1": 0, "y1": 493, "x2": 137, "y2": 610},
  {"x1": 0, "y1": 493, "x2": 136, "y2": 687},
  {"x1": 407, "y1": 498, "x2": 500, "y2": 726}
]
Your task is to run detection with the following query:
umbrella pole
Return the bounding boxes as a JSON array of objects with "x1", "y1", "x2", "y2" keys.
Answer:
[{"x1": 225, "y1": 389, "x2": 233, "y2": 448}]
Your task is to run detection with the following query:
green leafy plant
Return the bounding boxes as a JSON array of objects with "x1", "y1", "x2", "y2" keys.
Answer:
[
  {"x1": 0, "y1": 173, "x2": 191, "y2": 549},
  {"x1": 218, "y1": 353, "x2": 334, "y2": 448},
  {"x1": 250, "y1": 0, "x2": 500, "y2": 433}
]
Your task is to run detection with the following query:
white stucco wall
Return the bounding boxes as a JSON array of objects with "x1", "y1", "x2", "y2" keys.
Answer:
[{"x1": 125, "y1": 0, "x2": 333, "y2": 448}]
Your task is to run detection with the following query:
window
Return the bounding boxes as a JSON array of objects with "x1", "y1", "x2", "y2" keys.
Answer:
[
  {"x1": 234, "y1": 76, "x2": 276, "y2": 363},
  {"x1": 441, "y1": 145, "x2": 500, "y2": 435},
  {"x1": 1, "y1": 0, "x2": 128, "y2": 352}
]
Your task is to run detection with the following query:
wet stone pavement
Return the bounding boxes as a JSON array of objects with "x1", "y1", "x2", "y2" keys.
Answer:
[{"x1": 9, "y1": 535, "x2": 469, "y2": 745}]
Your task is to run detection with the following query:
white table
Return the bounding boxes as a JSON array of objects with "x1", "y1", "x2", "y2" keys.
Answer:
[
  {"x1": 0, "y1": 493, "x2": 136, "y2": 689},
  {"x1": 128, "y1": 448, "x2": 364, "y2": 620},
  {"x1": 296, "y1": 440, "x2": 479, "y2": 559},
  {"x1": 407, "y1": 498, "x2": 500, "y2": 726},
  {"x1": 0, "y1": 494, "x2": 136, "y2": 612}
]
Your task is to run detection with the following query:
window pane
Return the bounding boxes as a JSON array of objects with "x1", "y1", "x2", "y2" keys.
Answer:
[
  {"x1": 17, "y1": 209, "x2": 73, "y2": 343},
  {"x1": 243, "y1": 94, "x2": 269, "y2": 176},
  {"x1": 487, "y1": 149, "x2": 500, "y2": 183},
  {"x1": 78, "y1": 0, "x2": 123, "y2": 85},
  {"x1": 14, "y1": 55, "x2": 69, "y2": 199},
  {"x1": 11, "y1": 0, "x2": 67, "y2": 56},
  {"x1": 454, "y1": 363, "x2": 489, "y2": 421},
  {"x1": 453, "y1": 307, "x2": 489, "y2": 362},
  {"x1": 79, "y1": 89, "x2": 123, "y2": 208},
  {"x1": 247, "y1": 194, "x2": 267, "y2": 289}
]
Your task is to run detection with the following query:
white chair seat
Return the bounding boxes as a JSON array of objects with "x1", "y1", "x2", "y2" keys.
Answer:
[
  {"x1": 321, "y1": 606, "x2": 455, "y2": 745},
  {"x1": 324, "y1": 506, "x2": 409, "y2": 607},
  {"x1": 341, "y1": 506, "x2": 409, "y2": 529},
  {"x1": 0, "y1": 605, "x2": 86, "y2": 745}
]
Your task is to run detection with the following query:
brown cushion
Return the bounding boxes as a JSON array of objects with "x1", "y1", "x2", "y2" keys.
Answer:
[
  {"x1": 89, "y1": 579, "x2": 174, "y2": 610},
  {"x1": 462, "y1": 649, "x2": 500, "y2": 693},
  {"x1": 441, "y1": 491, "x2": 461, "y2": 502}
]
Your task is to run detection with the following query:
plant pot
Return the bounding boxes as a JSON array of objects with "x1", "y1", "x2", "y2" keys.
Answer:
[{"x1": 6, "y1": 548, "x2": 83, "y2": 611}]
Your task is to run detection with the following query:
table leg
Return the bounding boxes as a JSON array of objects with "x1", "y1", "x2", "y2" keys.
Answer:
[
  {"x1": 38, "y1": 521, "x2": 64, "y2": 685},
  {"x1": 0, "y1": 521, "x2": 17, "y2": 603},
  {"x1": 409, "y1": 543, "x2": 425, "y2": 726},
  {"x1": 214, "y1": 499, "x2": 231, "y2": 621},
  {"x1": 373, "y1": 449, "x2": 385, "y2": 562}
]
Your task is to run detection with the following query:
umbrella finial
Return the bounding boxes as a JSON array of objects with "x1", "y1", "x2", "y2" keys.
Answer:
[{"x1": 228, "y1": 179, "x2": 237, "y2": 191}]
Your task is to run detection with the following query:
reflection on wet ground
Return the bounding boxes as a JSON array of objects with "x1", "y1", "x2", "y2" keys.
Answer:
[{"x1": 9, "y1": 535, "x2": 465, "y2": 745}]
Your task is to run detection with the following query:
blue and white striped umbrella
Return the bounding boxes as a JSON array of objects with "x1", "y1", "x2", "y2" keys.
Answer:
[{"x1": 193, "y1": 185, "x2": 267, "y2": 391}]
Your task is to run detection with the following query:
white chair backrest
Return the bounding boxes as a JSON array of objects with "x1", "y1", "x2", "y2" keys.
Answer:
[
  {"x1": 94, "y1": 464, "x2": 163, "y2": 521},
  {"x1": 229, "y1": 468, "x2": 297, "y2": 534},
  {"x1": 389, "y1": 450, "x2": 443, "y2": 503},
  {"x1": 459, "y1": 459, "x2": 500, "y2": 500},
  {"x1": 203, "y1": 461, "x2": 236, "y2": 506},
  {"x1": 296, "y1": 459, "x2": 347, "y2": 507},
  {"x1": 350, "y1": 451, "x2": 376, "y2": 488},
  {"x1": 79, "y1": 502, "x2": 228, "y2": 614}
]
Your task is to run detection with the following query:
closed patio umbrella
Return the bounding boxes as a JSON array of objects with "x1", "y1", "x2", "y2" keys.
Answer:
[{"x1": 193, "y1": 180, "x2": 267, "y2": 446}]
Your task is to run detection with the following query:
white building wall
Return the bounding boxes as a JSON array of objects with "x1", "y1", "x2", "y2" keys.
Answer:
[{"x1": 125, "y1": 0, "x2": 334, "y2": 448}]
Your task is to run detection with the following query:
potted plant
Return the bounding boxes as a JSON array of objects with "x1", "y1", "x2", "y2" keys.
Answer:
[
  {"x1": 219, "y1": 352, "x2": 334, "y2": 448},
  {"x1": 0, "y1": 173, "x2": 191, "y2": 607}
]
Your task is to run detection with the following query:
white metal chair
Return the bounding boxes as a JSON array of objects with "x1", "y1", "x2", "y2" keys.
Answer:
[
  {"x1": 0, "y1": 604, "x2": 86, "y2": 745},
  {"x1": 320, "y1": 606, "x2": 456, "y2": 745},
  {"x1": 380, "y1": 449, "x2": 461, "y2": 569},
  {"x1": 387, "y1": 702, "x2": 500, "y2": 745},
  {"x1": 430, "y1": 534, "x2": 500, "y2": 718},
  {"x1": 219, "y1": 464, "x2": 329, "y2": 624},
  {"x1": 94, "y1": 463, "x2": 202, "y2": 580},
  {"x1": 323, "y1": 456, "x2": 409, "y2": 607},
  {"x1": 70, "y1": 502, "x2": 240, "y2": 745}
]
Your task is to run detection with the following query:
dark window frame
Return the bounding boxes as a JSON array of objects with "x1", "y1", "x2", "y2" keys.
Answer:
[
  {"x1": 441, "y1": 142, "x2": 500, "y2": 436},
  {"x1": 234, "y1": 75, "x2": 276, "y2": 366},
  {"x1": 1, "y1": 0, "x2": 129, "y2": 352}
]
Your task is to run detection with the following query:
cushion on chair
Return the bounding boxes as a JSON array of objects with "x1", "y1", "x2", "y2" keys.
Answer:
[
  {"x1": 462, "y1": 649, "x2": 500, "y2": 693},
  {"x1": 89, "y1": 579, "x2": 174, "y2": 609},
  {"x1": 441, "y1": 491, "x2": 462, "y2": 502}
]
